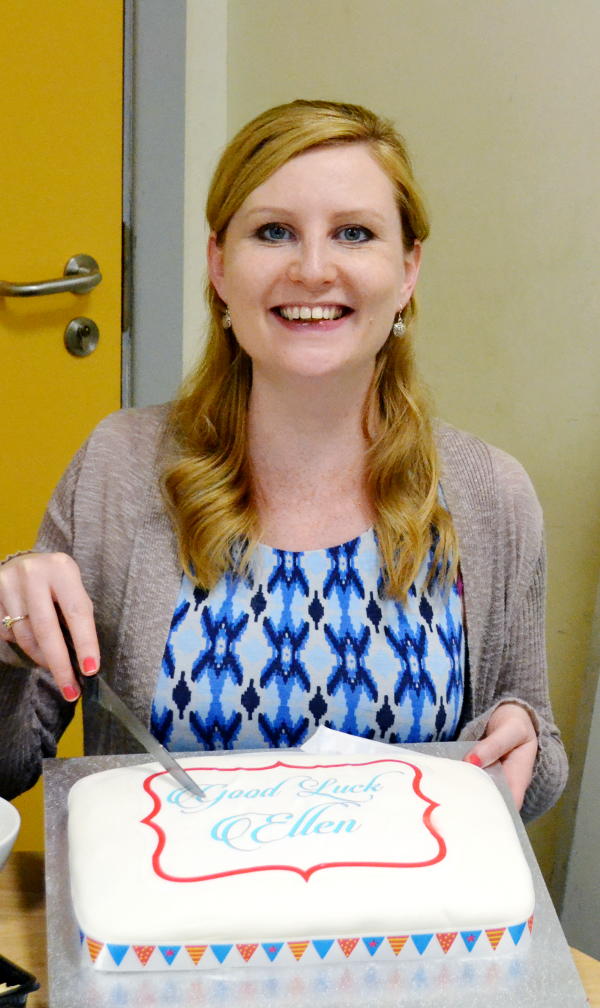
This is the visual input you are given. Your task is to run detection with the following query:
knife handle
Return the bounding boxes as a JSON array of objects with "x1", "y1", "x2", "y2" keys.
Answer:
[{"x1": 56, "y1": 605, "x2": 99, "y2": 702}]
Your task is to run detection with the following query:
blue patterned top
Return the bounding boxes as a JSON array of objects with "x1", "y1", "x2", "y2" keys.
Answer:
[{"x1": 151, "y1": 529, "x2": 465, "y2": 751}]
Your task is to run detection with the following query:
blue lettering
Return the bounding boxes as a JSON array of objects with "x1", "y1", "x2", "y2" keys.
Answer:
[
  {"x1": 289, "y1": 801, "x2": 362, "y2": 838},
  {"x1": 333, "y1": 818, "x2": 358, "y2": 833},
  {"x1": 288, "y1": 805, "x2": 315, "y2": 837},
  {"x1": 249, "y1": 813, "x2": 292, "y2": 844},
  {"x1": 312, "y1": 818, "x2": 358, "y2": 834},
  {"x1": 299, "y1": 807, "x2": 328, "y2": 836},
  {"x1": 211, "y1": 813, "x2": 253, "y2": 849},
  {"x1": 210, "y1": 802, "x2": 361, "y2": 851},
  {"x1": 313, "y1": 820, "x2": 335, "y2": 834}
]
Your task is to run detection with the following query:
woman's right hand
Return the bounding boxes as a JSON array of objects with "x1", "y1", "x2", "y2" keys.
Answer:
[{"x1": 0, "y1": 552, "x2": 99, "y2": 701}]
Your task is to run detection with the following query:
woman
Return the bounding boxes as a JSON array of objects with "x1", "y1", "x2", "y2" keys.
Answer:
[{"x1": 0, "y1": 100, "x2": 566, "y2": 818}]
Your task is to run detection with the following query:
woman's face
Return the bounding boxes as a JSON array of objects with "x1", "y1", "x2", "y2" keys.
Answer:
[{"x1": 208, "y1": 143, "x2": 421, "y2": 386}]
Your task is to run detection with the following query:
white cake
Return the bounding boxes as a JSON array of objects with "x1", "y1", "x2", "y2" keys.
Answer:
[{"x1": 68, "y1": 750, "x2": 534, "y2": 971}]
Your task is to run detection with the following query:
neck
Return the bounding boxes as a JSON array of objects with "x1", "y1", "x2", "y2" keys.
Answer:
[
  {"x1": 246, "y1": 369, "x2": 376, "y2": 549},
  {"x1": 248, "y1": 370, "x2": 372, "y2": 476}
]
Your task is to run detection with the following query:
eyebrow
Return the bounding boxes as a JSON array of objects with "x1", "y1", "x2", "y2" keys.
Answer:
[{"x1": 243, "y1": 206, "x2": 391, "y2": 226}]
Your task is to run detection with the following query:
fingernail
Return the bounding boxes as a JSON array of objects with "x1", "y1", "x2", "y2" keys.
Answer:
[
  {"x1": 465, "y1": 753, "x2": 482, "y2": 767},
  {"x1": 82, "y1": 657, "x2": 98, "y2": 674},
  {"x1": 62, "y1": 684, "x2": 80, "y2": 702}
]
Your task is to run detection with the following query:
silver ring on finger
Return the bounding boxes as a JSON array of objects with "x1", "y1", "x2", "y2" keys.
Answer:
[{"x1": 2, "y1": 614, "x2": 28, "y2": 631}]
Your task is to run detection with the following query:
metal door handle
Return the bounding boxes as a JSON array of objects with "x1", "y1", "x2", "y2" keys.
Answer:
[{"x1": 0, "y1": 254, "x2": 102, "y2": 297}]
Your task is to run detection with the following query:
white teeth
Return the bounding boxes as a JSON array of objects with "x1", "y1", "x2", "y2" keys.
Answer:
[{"x1": 279, "y1": 305, "x2": 344, "y2": 321}]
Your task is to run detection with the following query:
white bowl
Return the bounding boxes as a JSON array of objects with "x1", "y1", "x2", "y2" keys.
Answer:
[{"x1": 0, "y1": 796, "x2": 20, "y2": 870}]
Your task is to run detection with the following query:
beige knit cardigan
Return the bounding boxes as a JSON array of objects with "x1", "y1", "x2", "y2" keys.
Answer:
[{"x1": 0, "y1": 405, "x2": 567, "y2": 819}]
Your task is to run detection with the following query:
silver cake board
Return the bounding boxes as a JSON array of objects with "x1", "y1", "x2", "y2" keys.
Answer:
[{"x1": 43, "y1": 741, "x2": 587, "y2": 1007}]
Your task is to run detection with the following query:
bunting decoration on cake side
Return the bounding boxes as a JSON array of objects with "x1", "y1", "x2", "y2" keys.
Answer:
[{"x1": 80, "y1": 916, "x2": 532, "y2": 971}]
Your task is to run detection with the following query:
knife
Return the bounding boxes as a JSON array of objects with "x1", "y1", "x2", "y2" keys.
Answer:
[{"x1": 81, "y1": 673, "x2": 206, "y2": 801}]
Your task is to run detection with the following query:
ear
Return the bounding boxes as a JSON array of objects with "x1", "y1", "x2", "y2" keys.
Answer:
[
  {"x1": 399, "y1": 240, "x2": 422, "y2": 311},
  {"x1": 207, "y1": 232, "x2": 227, "y2": 302}
]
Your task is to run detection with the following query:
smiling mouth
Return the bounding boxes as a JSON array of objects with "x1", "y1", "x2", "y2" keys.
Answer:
[{"x1": 274, "y1": 305, "x2": 351, "y2": 321}]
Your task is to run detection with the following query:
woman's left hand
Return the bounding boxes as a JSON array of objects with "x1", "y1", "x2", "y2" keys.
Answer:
[{"x1": 464, "y1": 702, "x2": 538, "y2": 810}]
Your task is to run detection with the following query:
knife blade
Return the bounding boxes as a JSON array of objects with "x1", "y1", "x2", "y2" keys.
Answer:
[{"x1": 83, "y1": 673, "x2": 206, "y2": 801}]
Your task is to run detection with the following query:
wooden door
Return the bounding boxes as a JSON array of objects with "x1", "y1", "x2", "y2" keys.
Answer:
[{"x1": 0, "y1": 1, "x2": 124, "y2": 848}]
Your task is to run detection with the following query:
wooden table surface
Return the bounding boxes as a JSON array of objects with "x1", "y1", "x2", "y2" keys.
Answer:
[{"x1": 1, "y1": 851, "x2": 599, "y2": 1007}]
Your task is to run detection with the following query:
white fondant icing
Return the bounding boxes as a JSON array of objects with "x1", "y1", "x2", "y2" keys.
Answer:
[{"x1": 68, "y1": 750, "x2": 534, "y2": 966}]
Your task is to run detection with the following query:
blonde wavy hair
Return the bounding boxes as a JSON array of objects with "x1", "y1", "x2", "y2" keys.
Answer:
[{"x1": 162, "y1": 99, "x2": 458, "y2": 599}]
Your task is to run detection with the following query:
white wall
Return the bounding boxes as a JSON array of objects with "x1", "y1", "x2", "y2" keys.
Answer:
[{"x1": 182, "y1": 0, "x2": 227, "y2": 377}]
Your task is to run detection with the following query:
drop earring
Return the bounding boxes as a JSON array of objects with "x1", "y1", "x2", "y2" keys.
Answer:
[
  {"x1": 222, "y1": 307, "x2": 232, "y2": 329},
  {"x1": 392, "y1": 311, "x2": 405, "y2": 338}
]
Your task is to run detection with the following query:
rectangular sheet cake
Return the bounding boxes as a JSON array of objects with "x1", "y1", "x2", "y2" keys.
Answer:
[{"x1": 68, "y1": 749, "x2": 534, "y2": 971}]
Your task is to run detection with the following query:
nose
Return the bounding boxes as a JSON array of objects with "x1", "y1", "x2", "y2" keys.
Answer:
[{"x1": 287, "y1": 237, "x2": 337, "y2": 289}]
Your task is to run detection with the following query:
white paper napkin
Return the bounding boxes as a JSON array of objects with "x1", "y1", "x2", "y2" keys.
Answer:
[{"x1": 300, "y1": 725, "x2": 402, "y2": 758}]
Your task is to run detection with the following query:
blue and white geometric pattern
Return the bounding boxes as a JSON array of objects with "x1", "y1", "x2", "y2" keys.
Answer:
[{"x1": 151, "y1": 529, "x2": 465, "y2": 751}]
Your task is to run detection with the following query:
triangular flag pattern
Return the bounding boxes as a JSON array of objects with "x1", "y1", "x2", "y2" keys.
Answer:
[
  {"x1": 460, "y1": 930, "x2": 481, "y2": 952},
  {"x1": 436, "y1": 932, "x2": 458, "y2": 954},
  {"x1": 411, "y1": 934, "x2": 433, "y2": 956},
  {"x1": 387, "y1": 935, "x2": 408, "y2": 956},
  {"x1": 312, "y1": 939, "x2": 334, "y2": 960},
  {"x1": 528, "y1": 915, "x2": 534, "y2": 933},
  {"x1": 288, "y1": 940, "x2": 309, "y2": 961},
  {"x1": 211, "y1": 944, "x2": 232, "y2": 964},
  {"x1": 159, "y1": 945, "x2": 181, "y2": 965},
  {"x1": 86, "y1": 938, "x2": 104, "y2": 963},
  {"x1": 486, "y1": 928, "x2": 505, "y2": 951},
  {"x1": 236, "y1": 943, "x2": 258, "y2": 963},
  {"x1": 133, "y1": 945, "x2": 155, "y2": 966},
  {"x1": 185, "y1": 945, "x2": 207, "y2": 965},
  {"x1": 363, "y1": 936, "x2": 384, "y2": 956},
  {"x1": 106, "y1": 944, "x2": 128, "y2": 967},
  {"x1": 338, "y1": 937, "x2": 359, "y2": 958},
  {"x1": 261, "y1": 942, "x2": 283, "y2": 962},
  {"x1": 508, "y1": 922, "x2": 526, "y2": 946}
]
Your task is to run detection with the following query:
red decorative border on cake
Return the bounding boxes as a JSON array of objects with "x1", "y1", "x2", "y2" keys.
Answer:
[{"x1": 141, "y1": 759, "x2": 446, "y2": 883}]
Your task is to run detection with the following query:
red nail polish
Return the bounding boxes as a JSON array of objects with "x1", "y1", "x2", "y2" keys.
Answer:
[
  {"x1": 465, "y1": 753, "x2": 482, "y2": 767},
  {"x1": 82, "y1": 657, "x2": 98, "y2": 674},
  {"x1": 62, "y1": 684, "x2": 80, "y2": 702}
]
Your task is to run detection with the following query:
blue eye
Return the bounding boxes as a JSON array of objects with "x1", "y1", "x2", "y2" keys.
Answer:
[
  {"x1": 338, "y1": 225, "x2": 373, "y2": 243},
  {"x1": 257, "y1": 223, "x2": 294, "y2": 242}
]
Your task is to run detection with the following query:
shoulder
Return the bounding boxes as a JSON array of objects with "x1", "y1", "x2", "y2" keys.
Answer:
[
  {"x1": 36, "y1": 404, "x2": 175, "y2": 582},
  {"x1": 51, "y1": 404, "x2": 171, "y2": 531},
  {"x1": 85, "y1": 403, "x2": 170, "y2": 459},
  {"x1": 435, "y1": 420, "x2": 543, "y2": 556},
  {"x1": 436, "y1": 420, "x2": 541, "y2": 515},
  {"x1": 73, "y1": 403, "x2": 169, "y2": 485}
]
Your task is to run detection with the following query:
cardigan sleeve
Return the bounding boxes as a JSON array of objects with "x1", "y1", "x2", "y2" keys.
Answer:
[
  {"x1": 0, "y1": 405, "x2": 172, "y2": 799},
  {"x1": 0, "y1": 444, "x2": 87, "y2": 800},
  {"x1": 456, "y1": 444, "x2": 568, "y2": 820},
  {"x1": 459, "y1": 538, "x2": 568, "y2": 819}
]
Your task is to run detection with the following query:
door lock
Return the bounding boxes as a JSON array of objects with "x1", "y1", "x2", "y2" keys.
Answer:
[{"x1": 64, "y1": 317, "x2": 99, "y2": 357}]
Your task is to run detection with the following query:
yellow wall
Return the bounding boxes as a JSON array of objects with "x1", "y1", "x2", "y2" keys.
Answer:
[{"x1": 226, "y1": 0, "x2": 600, "y2": 901}]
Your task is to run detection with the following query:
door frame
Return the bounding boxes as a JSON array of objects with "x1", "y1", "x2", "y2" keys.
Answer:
[{"x1": 124, "y1": 0, "x2": 227, "y2": 409}]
